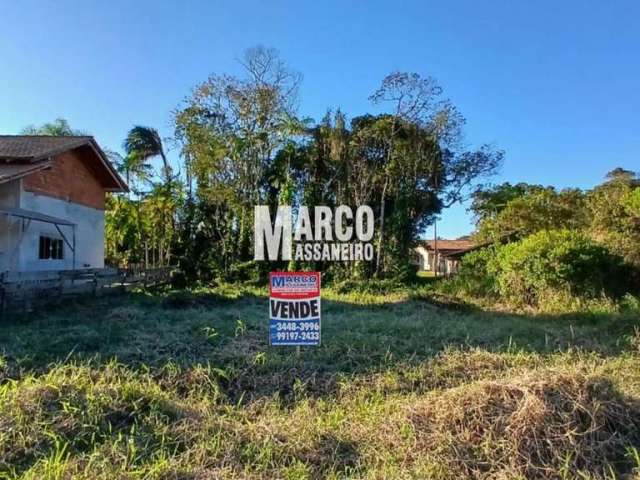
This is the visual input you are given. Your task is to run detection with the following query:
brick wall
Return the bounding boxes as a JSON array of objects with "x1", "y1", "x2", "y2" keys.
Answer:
[{"x1": 22, "y1": 150, "x2": 105, "y2": 210}]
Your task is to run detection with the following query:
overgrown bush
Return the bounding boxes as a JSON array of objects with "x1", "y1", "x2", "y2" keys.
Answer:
[
  {"x1": 223, "y1": 260, "x2": 263, "y2": 284},
  {"x1": 448, "y1": 246, "x2": 500, "y2": 298},
  {"x1": 447, "y1": 230, "x2": 634, "y2": 308},
  {"x1": 496, "y1": 230, "x2": 629, "y2": 306}
]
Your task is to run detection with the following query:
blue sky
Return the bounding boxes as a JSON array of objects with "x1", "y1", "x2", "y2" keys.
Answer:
[{"x1": 1, "y1": 0, "x2": 638, "y2": 238}]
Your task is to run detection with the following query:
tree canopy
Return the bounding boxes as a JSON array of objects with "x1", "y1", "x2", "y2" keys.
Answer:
[
  {"x1": 20, "y1": 118, "x2": 86, "y2": 136},
  {"x1": 171, "y1": 50, "x2": 502, "y2": 280},
  {"x1": 25, "y1": 48, "x2": 505, "y2": 282}
]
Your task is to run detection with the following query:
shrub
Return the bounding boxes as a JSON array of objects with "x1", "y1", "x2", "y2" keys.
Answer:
[
  {"x1": 496, "y1": 230, "x2": 629, "y2": 306},
  {"x1": 170, "y1": 269, "x2": 188, "y2": 289},
  {"x1": 449, "y1": 246, "x2": 500, "y2": 298},
  {"x1": 224, "y1": 260, "x2": 262, "y2": 283}
]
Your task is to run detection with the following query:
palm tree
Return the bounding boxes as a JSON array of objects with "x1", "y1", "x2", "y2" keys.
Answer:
[
  {"x1": 123, "y1": 126, "x2": 179, "y2": 267},
  {"x1": 116, "y1": 152, "x2": 153, "y2": 194},
  {"x1": 123, "y1": 126, "x2": 172, "y2": 183}
]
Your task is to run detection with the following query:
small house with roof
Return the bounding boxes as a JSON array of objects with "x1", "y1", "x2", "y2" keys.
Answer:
[
  {"x1": 414, "y1": 238, "x2": 479, "y2": 276},
  {"x1": 0, "y1": 135, "x2": 127, "y2": 272}
]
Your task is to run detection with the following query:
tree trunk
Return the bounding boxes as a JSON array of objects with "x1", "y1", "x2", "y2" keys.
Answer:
[
  {"x1": 160, "y1": 152, "x2": 171, "y2": 185},
  {"x1": 136, "y1": 200, "x2": 145, "y2": 268},
  {"x1": 375, "y1": 177, "x2": 389, "y2": 277}
]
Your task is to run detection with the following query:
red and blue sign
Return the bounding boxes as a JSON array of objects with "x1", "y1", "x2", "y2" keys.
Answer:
[{"x1": 269, "y1": 272, "x2": 321, "y2": 346}]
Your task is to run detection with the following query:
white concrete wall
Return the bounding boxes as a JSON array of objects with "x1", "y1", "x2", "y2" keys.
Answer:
[
  {"x1": 0, "y1": 181, "x2": 23, "y2": 271},
  {"x1": 17, "y1": 190, "x2": 105, "y2": 271},
  {"x1": 415, "y1": 245, "x2": 432, "y2": 271}
]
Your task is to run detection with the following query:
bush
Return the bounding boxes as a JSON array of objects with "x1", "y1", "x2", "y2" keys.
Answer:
[
  {"x1": 224, "y1": 260, "x2": 262, "y2": 283},
  {"x1": 496, "y1": 230, "x2": 629, "y2": 306},
  {"x1": 449, "y1": 246, "x2": 500, "y2": 298},
  {"x1": 170, "y1": 269, "x2": 189, "y2": 289}
]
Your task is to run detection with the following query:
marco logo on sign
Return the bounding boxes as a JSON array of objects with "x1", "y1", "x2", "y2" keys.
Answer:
[
  {"x1": 271, "y1": 274, "x2": 317, "y2": 289},
  {"x1": 269, "y1": 272, "x2": 320, "y2": 346},
  {"x1": 254, "y1": 206, "x2": 375, "y2": 262}
]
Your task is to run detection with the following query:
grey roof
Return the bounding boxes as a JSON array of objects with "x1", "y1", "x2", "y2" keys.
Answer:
[
  {"x1": 0, "y1": 207, "x2": 76, "y2": 226},
  {"x1": 0, "y1": 136, "x2": 92, "y2": 162}
]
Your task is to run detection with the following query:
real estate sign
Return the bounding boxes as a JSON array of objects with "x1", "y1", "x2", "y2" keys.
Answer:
[{"x1": 269, "y1": 272, "x2": 321, "y2": 346}]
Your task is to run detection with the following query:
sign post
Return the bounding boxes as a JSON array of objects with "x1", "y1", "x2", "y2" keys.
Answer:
[{"x1": 269, "y1": 272, "x2": 321, "y2": 347}]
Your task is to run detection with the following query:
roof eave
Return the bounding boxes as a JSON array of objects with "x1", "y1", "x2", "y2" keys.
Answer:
[
  {"x1": 85, "y1": 139, "x2": 129, "y2": 192},
  {"x1": 0, "y1": 160, "x2": 54, "y2": 185},
  {"x1": 0, "y1": 136, "x2": 130, "y2": 193}
]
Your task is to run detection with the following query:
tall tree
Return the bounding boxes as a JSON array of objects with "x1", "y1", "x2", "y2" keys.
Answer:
[
  {"x1": 174, "y1": 47, "x2": 302, "y2": 275},
  {"x1": 121, "y1": 126, "x2": 181, "y2": 267},
  {"x1": 368, "y1": 72, "x2": 501, "y2": 275},
  {"x1": 173, "y1": 51, "x2": 502, "y2": 282}
]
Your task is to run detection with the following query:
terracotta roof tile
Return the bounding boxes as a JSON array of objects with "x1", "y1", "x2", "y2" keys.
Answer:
[
  {"x1": 422, "y1": 239, "x2": 476, "y2": 251},
  {"x1": 0, "y1": 135, "x2": 128, "y2": 191},
  {"x1": 0, "y1": 135, "x2": 91, "y2": 161}
]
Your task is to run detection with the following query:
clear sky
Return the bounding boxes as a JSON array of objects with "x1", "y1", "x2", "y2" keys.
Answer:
[{"x1": 1, "y1": 1, "x2": 638, "y2": 239}]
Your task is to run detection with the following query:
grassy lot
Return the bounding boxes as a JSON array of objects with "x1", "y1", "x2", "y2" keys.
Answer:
[{"x1": 0, "y1": 285, "x2": 639, "y2": 479}]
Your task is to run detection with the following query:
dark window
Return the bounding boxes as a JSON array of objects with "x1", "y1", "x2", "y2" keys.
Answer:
[{"x1": 39, "y1": 236, "x2": 64, "y2": 260}]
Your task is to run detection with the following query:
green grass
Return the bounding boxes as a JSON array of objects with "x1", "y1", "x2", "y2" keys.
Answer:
[
  {"x1": 0, "y1": 285, "x2": 639, "y2": 478},
  {"x1": 416, "y1": 270, "x2": 436, "y2": 278}
]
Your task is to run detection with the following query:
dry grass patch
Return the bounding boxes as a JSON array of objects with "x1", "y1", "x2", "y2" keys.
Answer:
[{"x1": 409, "y1": 367, "x2": 640, "y2": 478}]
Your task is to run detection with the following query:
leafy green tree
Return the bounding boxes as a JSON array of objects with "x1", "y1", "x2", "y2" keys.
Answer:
[
  {"x1": 20, "y1": 118, "x2": 86, "y2": 136},
  {"x1": 105, "y1": 194, "x2": 140, "y2": 266},
  {"x1": 587, "y1": 168, "x2": 640, "y2": 268},
  {"x1": 107, "y1": 126, "x2": 182, "y2": 268},
  {"x1": 367, "y1": 72, "x2": 501, "y2": 275},
  {"x1": 470, "y1": 182, "x2": 547, "y2": 223},
  {"x1": 172, "y1": 51, "x2": 502, "y2": 282},
  {"x1": 173, "y1": 47, "x2": 302, "y2": 278},
  {"x1": 475, "y1": 188, "x2": 587, "y2": 241}
]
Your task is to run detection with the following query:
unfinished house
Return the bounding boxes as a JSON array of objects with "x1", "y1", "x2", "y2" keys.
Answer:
[{"x1": 0, "y1": 136, "x2": 128, "y2": 272}]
